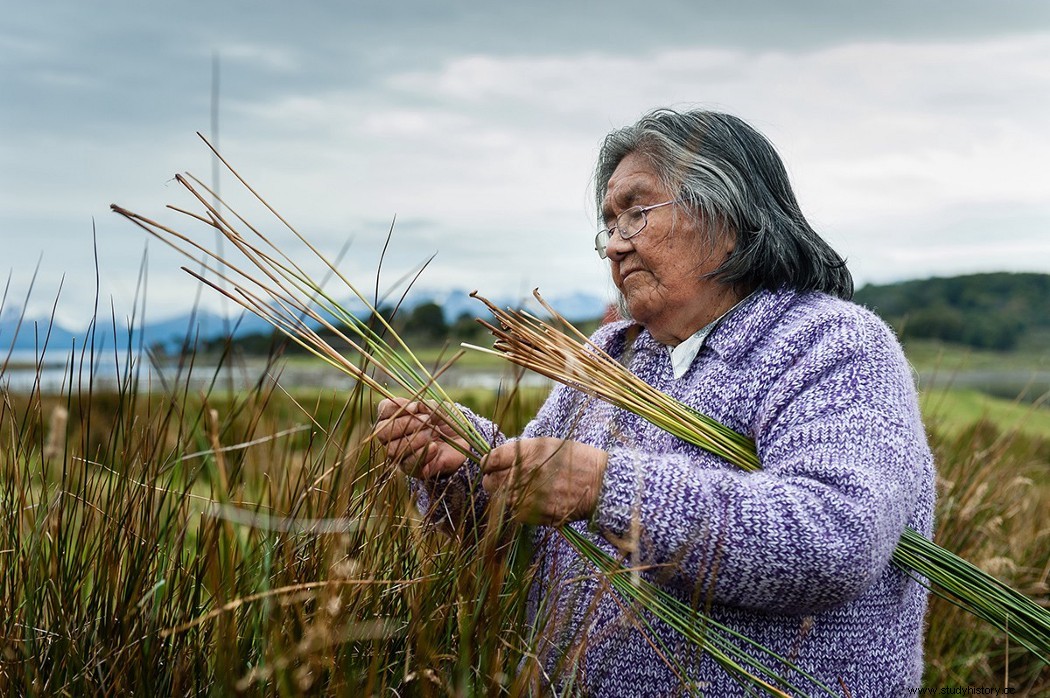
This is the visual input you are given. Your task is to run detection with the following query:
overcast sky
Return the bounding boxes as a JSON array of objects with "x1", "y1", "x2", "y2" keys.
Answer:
[{"x1": 2, "y1": 1, "x2": 1048, "y2": 329}]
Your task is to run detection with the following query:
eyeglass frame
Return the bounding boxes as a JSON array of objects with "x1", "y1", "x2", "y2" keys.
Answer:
[{"x1": 594, "y1": 198, "x2": 680, "y2": 259}]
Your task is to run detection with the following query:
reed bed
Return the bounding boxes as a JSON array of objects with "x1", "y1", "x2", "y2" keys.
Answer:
[
  {"x1": 923, "y1": 420, "x2": 1050, "y2": 688},
  {"x1": 465, "y1": 289, "x2": 1050, "y2": 669},
  {"x1": 0, "y1": 337, "x2": 1046, "y2": 693},
  {"x1": 0, "y1": 347, "x2": 544, "y2": 694}
]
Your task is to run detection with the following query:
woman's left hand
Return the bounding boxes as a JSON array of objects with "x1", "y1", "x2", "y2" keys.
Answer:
[{"x1": 481, "y1": 438, "x2": 608, "y2": 525}]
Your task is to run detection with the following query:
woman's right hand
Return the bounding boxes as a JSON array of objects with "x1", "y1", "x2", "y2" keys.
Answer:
[{"x1": 374, "y1": 398, "x2": 470, "y2": 479}]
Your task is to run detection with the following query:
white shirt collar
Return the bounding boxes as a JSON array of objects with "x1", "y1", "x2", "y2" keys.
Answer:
[{"x1": 669, "y1": 324, "x2": 713, "y2": 378}]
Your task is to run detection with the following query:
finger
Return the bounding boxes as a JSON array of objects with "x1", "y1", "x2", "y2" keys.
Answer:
[
  {"x1": 373, "y1": 419, "x2": 405, "y2": 446},
  {"x1": 481, "y1": 467, "x2": 511, "y2": 495},
  {"x1": 413, "y1": 441, "x2": 466, "y2": 479},
  {"x1": 390, "y1": 427, "x2": 469, "y2": 475},
  {"x1": 389, "y1": 427, "x2": 445, "y2": 460},
  {"x1": 480, "y1": 444, "x2": 519, "y2": 474},
  {"x1": 421, "y1": 439, "x2": 470, "y2": 476},
  {"x1": 376, "y1": 412, "x2": 433, "y2": 442},
  {"x1": 382, "y1": 436, "x2": 414, "y2": 463},
  {"x1": 377, "y1": 397, "x2": 413, "y2": 419},
  {"x1": 378, "y1": 399, "x2": 434, "y2": 424},
  {"x1": 405, "y1": 400, "x2": 428, "y2": 415},
  {"x1": 485, "y1": 469, "x2": 535, "y2": 523},
  {"x1": 396, "y1": 445, "x2": 432, "y2": 478}
]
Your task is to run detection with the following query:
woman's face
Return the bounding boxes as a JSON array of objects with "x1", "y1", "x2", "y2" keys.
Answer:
[{"x1": 601, "y1": 152, "x2": 741, "y2": 346}]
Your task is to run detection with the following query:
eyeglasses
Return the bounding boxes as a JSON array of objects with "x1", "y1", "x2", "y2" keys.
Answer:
[{"x1": 594, "y1": 199, "x2": 678, "y2": 259}]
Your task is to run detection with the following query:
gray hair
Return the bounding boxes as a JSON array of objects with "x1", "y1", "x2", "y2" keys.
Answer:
[{"x1": 595, "y1": 109, "x2": 853, "y2": 300}]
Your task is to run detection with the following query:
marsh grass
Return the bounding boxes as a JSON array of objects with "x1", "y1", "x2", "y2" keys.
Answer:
[
  {"x1": 922, "y1": 417, "x2": 1050, "y2": 690},
  {"x1": 104, "y1": 137, "x2": 848, "y2": 694},
  {"x1": 6, "y1": 137, "x2": 1040, "y2": 692},
  {"x1": 0, "y1": 332, "x2": 548, "y2": 695},
  {"x1": 0, "y1": 338, "x2": 1047, "y2": 693}
]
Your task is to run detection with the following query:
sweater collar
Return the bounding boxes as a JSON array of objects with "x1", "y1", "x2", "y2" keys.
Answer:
[
  {"x1": 629, "y1": 287, "x2": 799, "y2": 363},
  {"x1": 667, "y1": 289, "x2": 758, "y2": 377},
  {"x1": 704, "y1": 287, "x2": 799, "y2": 361}
]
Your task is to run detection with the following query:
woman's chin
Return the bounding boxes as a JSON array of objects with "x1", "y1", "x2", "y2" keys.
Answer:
[
  {"x1": 622, "y1": 288, "x2": 658, "y2": 320},
  {"x1": 625, "y1": 304, "x2": 659, "y2": 332}
]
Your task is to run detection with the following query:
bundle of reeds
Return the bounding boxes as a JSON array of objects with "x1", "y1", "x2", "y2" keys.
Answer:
[
  {"x1": 110, "y1": 135, "x2": 836, "y2": 695},
  {"x1": 466, "y1": 288, "x2": 1050, "y2": 664}
]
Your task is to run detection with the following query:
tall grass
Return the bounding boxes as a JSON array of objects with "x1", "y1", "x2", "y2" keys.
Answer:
[
  {"x1": 923, "y1": 417, "x2": 1050, "y2": 690},
  {"x1": 0, "y1": 337, "x2": 541, "y2": 695},
  {"x1": 1, "y1": 345, "x2": 1047, "y2": 693},
  {"x1": 5, "y1": 138, "x2": 1041, "y2": 692},
  {"x1": 105, "y1": 138, "x2": 842, "y2": 694}
]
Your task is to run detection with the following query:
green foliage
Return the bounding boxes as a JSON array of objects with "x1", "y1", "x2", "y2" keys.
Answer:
[
  {"x1": 855, "y1": 272, "x2": 1050, "y2": 351},
  {"x1": 922, "y1": 388, "x2": 1050, "y2": 440},
  {"x1": 405, "y1": 302, "x2": 448, "y2": 343},
  {"x1": 200, "y1": 303, "x2": 458, "y2": 359}
]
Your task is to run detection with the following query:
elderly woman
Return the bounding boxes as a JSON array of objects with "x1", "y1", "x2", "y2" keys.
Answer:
[{"x1": 375, "y1": 109, "x2": 935, "y2": 695}]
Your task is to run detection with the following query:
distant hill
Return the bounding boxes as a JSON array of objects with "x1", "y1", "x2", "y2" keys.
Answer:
[
  {"x1": 0, "y1": 307, "x2": 274, "y2": 357},
  {"x1": 854, "y1": 272, "x2": 1050, "y2": 351},
  {"x1": 0, "y1": 310, "x2": 79, "y2": 354}
]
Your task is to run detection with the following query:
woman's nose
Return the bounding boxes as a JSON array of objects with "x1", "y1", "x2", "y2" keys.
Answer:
[{"x1": 604, "y1": 229, "x2": 633, "y2": 260}]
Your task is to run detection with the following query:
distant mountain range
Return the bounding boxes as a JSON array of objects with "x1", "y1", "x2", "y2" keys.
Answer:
[{"x1": 1, "y1": 288, "x2": 610, "y2": 356}]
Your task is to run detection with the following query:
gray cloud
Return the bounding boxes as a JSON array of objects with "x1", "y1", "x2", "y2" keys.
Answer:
[{"x1": 1, "y1": 1, "x2": 1048, "y2": 328}]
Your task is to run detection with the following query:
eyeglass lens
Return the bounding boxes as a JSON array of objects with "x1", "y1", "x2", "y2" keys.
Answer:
[
  {"x1": 595, "y1": 206, "x2": 648, "y2": 259},
  {"x1": 617, "y1": 208, "x2": 647, "y2": 238}
]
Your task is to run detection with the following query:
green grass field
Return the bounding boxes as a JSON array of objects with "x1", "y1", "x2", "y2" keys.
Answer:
[{"x1": 922, "y1": 388, "x2": 1050, "y2": 439}]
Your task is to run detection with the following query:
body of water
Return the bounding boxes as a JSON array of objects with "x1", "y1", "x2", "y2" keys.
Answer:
[
  {"x1": 6, "y1": 349, "x2": 1044, "y2": 403},
  {"x1": 1, "y1": 349, "x2": 551, "y2": 395}
]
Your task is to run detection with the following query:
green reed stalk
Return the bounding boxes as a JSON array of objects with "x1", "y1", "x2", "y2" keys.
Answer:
[{"x1": 470, "y1": 289, "x2": 1050, "y2": 664}]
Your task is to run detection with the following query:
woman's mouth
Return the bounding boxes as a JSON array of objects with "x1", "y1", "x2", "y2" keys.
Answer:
[{"x1": 620, "y1": 267, "x2": 643, "y2": 283}]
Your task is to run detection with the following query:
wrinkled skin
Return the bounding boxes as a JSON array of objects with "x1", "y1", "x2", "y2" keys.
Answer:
[
  {"x1": 602, "y1": 152, "x2": 740, "y2": 345},
  {"x1": 481, "y1": 438, "x2": 607, "y2": 526},
  {"x1": 374, "y1": 398, "x2": 607, "y2": 524},
  {"x1": 374, "y1": 398, "x2": 469, "y2": 479}
]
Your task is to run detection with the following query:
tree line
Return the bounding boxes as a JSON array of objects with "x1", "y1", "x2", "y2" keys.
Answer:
[
  {"x1": 195, "y1": 272, "x2": 1048, "y2": 356},
  {"x1": 854, "y1": 272, "x2": 1049, "y2": 351},
  {"x1": 195, "y1": 302, "x2": 492, "y2": 357}
]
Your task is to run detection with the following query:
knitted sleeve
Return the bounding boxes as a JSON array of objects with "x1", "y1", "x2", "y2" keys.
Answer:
[{"x1": 593, "y1": 308, "x2": 932, "y2": 615}]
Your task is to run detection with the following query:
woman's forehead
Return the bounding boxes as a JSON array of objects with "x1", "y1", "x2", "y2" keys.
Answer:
[
  {"x1": 603, "y1": 159, "x2": 666, "y2": 213},
  {"x1": 605, "y1": 180, "x2": 648, "y2": 206}
]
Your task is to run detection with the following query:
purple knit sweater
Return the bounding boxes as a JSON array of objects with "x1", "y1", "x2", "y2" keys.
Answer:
[{"x1": 419, "y1": 288, "x2": 936, "y2": 695}]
